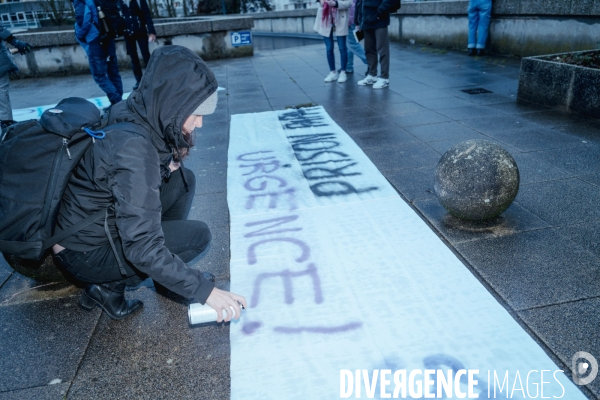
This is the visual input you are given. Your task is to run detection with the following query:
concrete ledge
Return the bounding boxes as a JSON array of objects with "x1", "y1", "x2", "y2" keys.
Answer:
[
  {"x1": 11, "y1": 16, "x2": 254, "y2": 77},
  {"x1": 397, "y1": 0, "x2": 600, "y2": 16},
  {"x1": 517, "y1": 51, "x2": 600, "y2": 117}
]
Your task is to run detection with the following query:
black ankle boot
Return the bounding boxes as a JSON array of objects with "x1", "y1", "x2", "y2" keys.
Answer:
[{"x1": 80, "y1": 282, "x2": 143, "y2": 320}]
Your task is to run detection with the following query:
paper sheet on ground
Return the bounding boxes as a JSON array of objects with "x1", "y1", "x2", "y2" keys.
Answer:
[{"x1": 227, "y1": 107, "x2": 583, "y2": 399}]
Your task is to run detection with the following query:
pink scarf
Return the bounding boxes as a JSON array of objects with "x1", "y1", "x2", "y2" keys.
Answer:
[{"x1": 321, "y1": 2, "x2": 338, "y2": 29}]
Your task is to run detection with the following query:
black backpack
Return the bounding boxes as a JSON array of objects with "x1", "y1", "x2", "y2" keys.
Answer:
[
  {"x1": 94, "y1": 0, "x2": 126, "y2": 38},
  {"x1": 0, "y1": 98, "x2": 108, "y2": 260}
]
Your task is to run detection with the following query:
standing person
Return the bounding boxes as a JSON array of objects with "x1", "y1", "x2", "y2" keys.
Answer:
[
  {"x1": 313, "y1": 0, "x2": 353, "y2": 83},
  {"x1": 73, "y1": 0, "x2": 124, "y2": 105},
  {"x1": 355, "y1": 0, "x2": 394, "y2": 89},
  {"x1": 53, "y1": 46, "x2": 246, "y2": 322},
  {"x1": 121, "y1": 0, "x2": 156, "y2": 90},
  {"x1": 346, "y1": 0, "x2": 367, "y2": 76},
  {"x1": 467, "y1": 0, "x2": 492, "y2": 56},
  {"x1": 0, "y1": 22, "x2": 31, "y2": 131}
]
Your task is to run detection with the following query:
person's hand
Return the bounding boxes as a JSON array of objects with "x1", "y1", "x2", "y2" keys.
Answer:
[
  {"x1": 9, "y1": 38, "x2": 31, "y2": 55},
  {"x1": 205, "y1": 287, "x2": 247, "y2": 323},
  {"x1": 148, "y1": 34, "x2": 156, "y2": 43},
  {"x1": 168, "y1": 160, "x2": 180, "y2": 172}
]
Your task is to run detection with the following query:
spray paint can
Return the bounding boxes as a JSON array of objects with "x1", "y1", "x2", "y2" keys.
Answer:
[{"x1": 188, "y1": 302, "x2": 236, "y2": 325}]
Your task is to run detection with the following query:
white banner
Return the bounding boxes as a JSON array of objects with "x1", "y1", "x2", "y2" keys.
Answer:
[{"x1": 227, "y1": 107, "x2": 583, "y2": 399}]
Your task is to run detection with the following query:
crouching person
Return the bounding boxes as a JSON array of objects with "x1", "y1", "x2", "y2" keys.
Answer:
[{"x1": 53, "y1": 45, "x2": 246, "y2": 321}]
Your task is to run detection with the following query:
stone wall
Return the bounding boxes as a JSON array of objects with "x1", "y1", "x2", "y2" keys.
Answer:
[
  {"x1": 251, "y1": 0, "x2": 600, "y2": 57},
  {"x1": 10, "y1": 16, "x2": 254, "y2": 77}
]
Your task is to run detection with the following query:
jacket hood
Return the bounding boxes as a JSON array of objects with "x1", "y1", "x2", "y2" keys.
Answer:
[{"x1": 113, "y1": 45, "x2": 218, "y2": 167}]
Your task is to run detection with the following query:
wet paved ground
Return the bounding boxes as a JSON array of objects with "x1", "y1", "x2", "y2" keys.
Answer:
[{"x1": 2, "y1": 41, "x2": 600, "y2": 399}]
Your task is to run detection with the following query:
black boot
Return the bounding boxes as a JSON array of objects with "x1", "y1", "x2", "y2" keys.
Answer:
[{"x1": 80, "y1": 282, "x2": 143, "y2": 320}]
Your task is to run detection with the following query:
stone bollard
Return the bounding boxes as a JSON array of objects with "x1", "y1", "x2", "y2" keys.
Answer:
[{"x1": 434, "y1": 140, "x2": 520, "y2": 221}]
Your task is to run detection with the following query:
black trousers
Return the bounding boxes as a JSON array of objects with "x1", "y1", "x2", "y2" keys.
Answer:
[
  {"x1": 55, "y1": 168, "x2": 211, "y2": 286},
  {"x1": 124, "y1": 30, "x2": 151, "y2": 83}
]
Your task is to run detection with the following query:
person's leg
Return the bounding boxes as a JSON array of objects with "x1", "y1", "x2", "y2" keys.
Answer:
[
  {"x1": 323, "y1": 32, "x2": 336, "y2": 72},
  {"x1": 0, "y1": 72, "x2": 13, "y2": 122},
  {"x1": 160, "y1": 167, "x2": 196, "y2": 221},
  {"x1": 467, "y1": 1, "x2": 480, "y2": 50},
  {"x1": 347, "y1": 23, "x2": 367, "y2": 70},
  {"x1": 87, "y1": 41, "x2": 122, "y2": 105},
  {"x1": 161, "y1": 220, "x2": 212, "y2": 263},
  {"x1": 125, "y1": 35, "x2": 143, "y2": 83},
  {"x1": 337, "y1": 35, "x2": 348, "y2": 72},
  {"x1": 136, "y1": 30, "x2": 151, "y2": 65},
  {"x1": 363, "y1": 28, "x2": 378, "y2": 77},
  {"x1": 103, "y1": 39, "x2": 123, "y2": 101},
  {"x1": 477, "y1": 0, "x2": 492, "y2": 49},
  {"x1": 375, "y1": 26, "x2": 389, "y2": 79}
]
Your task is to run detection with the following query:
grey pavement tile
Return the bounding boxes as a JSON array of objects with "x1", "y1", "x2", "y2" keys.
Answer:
[
  {"x1": 0, "y1": 383, "x2": 69, "y2": 400},
  {"x1": 434, "y1": 105, "x2": 509, "y2": 121},
  {"x1": 446, "y1": 91, "x2": 515, "y2": 106},
  {"x1": 459, "y1": 114, "x2": 542, "y2": 135},
  {"x1": 413, "y1": 96, "x2": 476, "y2": 110},
  {"x1": 413, "y1": 197, "x2": 550, "y2": 244},
  {"x1": 487, "y1": 126, "x2": 585, "y2": 153},
  {"x1": 327, "y1": 106, "x2": 385, "y2": 122},
  {"x1": 518, "y1": 299, "x2": 600, "y2": 398},
  {"x1": 520, "y1": 110, "x2": 593, "y2": 128},
  {"x1": 70, "y1": 286, "x2": 231, "y2": 381},
  {"x1": 363, "y1": 141, "x2": 442, "y2": 171},
  {"x1": 336, "y1": 116, "x2": 398, "y2": 134},
  {"x1": 375, "y1": 101, "x2": 429, "y2": 117},
  {"x1": 0, "y1": 296, "x2": 100, "y2": 392},
  {"x1": 191, "y1": 192, "x2": 229, "y2": 229},
  {"x1": 404, "y1": 121, "x2": 484, "y2": 143},
  {"x1": 189, "y1": 226, "x2": 230, "y2": 280},
  {"x1": 68, "y1": 358, "x2": 230, "y2": 400},
  {"x1": 555, "y1": 121, "x2": 600, "y2": 143},
  {"x1": 455, "y1": 228, "x2": 600, "y2": 311},
  {"x1": 192, "y1": 167, "x2": 227, "y2": 195},
  {"x1": 510, "y1": 151, "x2": 575, "y2": 185},
  {"x1": 427, "y1": 131, "x2": 504, "y2": 154},
  {"x1": 384, "y1": 166, "x2": 437, "y2": 202},
  {"x1": 517, "y1": 178, "x2": 600, "y2": 226},
  {"x1": 479, "y1": 101, "x2": 551, "y2": 116},
  {"x1": 528, "y1": 142, "x2": 600, "y2": 175},
  {"x1": 269, "y1": 95, "x2": 314, "y2": 110},
  {"x1": 345, "y1": 126, "x2": 418, "y2": 150},
  {"x1": 189, "y1": 147, "x2": 228, "y2": 168},
  {"x1": 0, "y1": 273, "x2": 79, "y2": 305},
  {"x1": 399, "y1": 89, "x2": 455, "y2": 102},
  {"x1": 389, "y1": 110, "x2": 452, "y2": 127},
  {"x1": 555, "y1": 220, "x2": 600, "y2": 259}
]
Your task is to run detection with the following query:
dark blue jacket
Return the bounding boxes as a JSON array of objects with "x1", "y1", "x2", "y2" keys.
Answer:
[
  {"x1": 355, "y1": 0, "x2": 394, "y2": 30},
  {"x1": 73, "y1": 0, "x2": 101, "y2": 48},
  {"x1": 121, "y1": 0, "x2": 156, "y2": 37},
  {"x1": 0, "y1": 22, "x2": 18, "y2": 76}
]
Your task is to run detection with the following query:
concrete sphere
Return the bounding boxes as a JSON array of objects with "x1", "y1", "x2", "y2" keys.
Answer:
[{"x1": 434, "y1": 140, "x2": 519, "y2": 221}]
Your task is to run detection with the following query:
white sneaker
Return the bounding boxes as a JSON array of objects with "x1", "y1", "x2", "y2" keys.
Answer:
[
  {"x1": 324, "y1": 71, "x2": 338, "y2": 82},
  {"x1": 337, "y1": 71, "x2": 347, "y2": 83},
  {"x1": 357, "y1": 74, "x2": 377, "y2": 86},
  {"x1": 373, "y1": 78, "x2": 389, "y2": 89}
]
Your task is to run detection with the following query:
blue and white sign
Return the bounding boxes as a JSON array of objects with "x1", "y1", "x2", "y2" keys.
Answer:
[{"x1": 231, "y1": 31, "x2": 252, "y2": 47}]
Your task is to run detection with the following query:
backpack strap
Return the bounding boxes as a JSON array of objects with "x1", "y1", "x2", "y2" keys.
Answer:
[
  {"x1": 43, "y1": 209, "x2": 106, "y2": 249},
  {"x1": 104, "y1": 210, "x2": 128, "y2": 276}
]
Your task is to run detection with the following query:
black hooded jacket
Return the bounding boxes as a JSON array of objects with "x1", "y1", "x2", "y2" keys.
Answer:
[{"x1": 56, "y1": 46, "x2": 218, "y2": 304}]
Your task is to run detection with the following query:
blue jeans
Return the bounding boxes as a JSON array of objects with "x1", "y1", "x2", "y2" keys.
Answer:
[
  {"x1": 468, "y1": 0, "x2": 492, "y2": 49},
  {"x1": 87, "y1": 38, "x2": 123, "y2": 104},
  {"x1": 346, "y1": 23, "x2": 367, "y2": 72},
  {"x1": 323, "y1": 31, "x2": 348, "y2": 72}
]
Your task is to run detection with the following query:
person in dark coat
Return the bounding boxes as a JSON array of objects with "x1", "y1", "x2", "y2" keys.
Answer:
[
  {"x1": 0, "y1": 21, "x2": 31, "y2": 130},
  {"x1": 121, "y1": 0, "x2": 156, "y2": 90},
  {"x1": 53, "y1": 45, "x2": 246, "y2": 321},
  {"x1": 354, "y1": 0, "x2": 394, "y2": 89}
]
